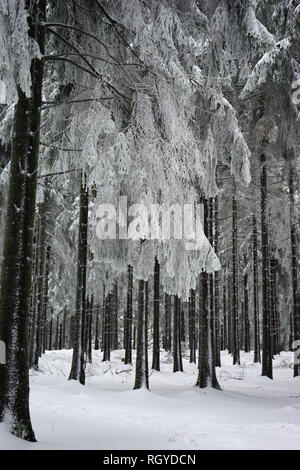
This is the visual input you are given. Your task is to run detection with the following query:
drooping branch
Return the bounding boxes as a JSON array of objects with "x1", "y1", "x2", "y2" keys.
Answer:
[
  {"x1": 40, "y1": 141, "x2": 83, "y2": 152},
  {"x1": 37, "y1": 169, "x2": 80, "y2": 179}
]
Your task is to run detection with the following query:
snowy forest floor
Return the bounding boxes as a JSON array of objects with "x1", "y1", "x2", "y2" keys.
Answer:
[{"x1": 1, "y1": 350, "x2": 300, "y2": 450}]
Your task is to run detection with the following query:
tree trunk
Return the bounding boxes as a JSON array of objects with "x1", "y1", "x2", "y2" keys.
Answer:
[
  {"x1": 42, "y1": 246, "x2": 51, "y2": 354},
  {"x1": 134, "y1": 280, "x2": 149, "y2": 390},
  {"x1": 260, "y1": 149, "x2": 272, "y2": 379},
  {"x1": 87, "y1": 295, "x2": 93, "y2": 363},
  {"x1": 124, "y1": 265, "x2": 133, "y2": 364},
  {"x1": 68, "y1": 175, "x2": 89, "y2": 381},
  {"x1": 173, "y1": 295, "x2": 183, "y2": 372},
  {"x1": 196, "y1": 198, "x2": 221, "y2": 390},
  {"x1": 102, "y1": 292, "x2": 111, "y2": 362},
  {"x1": 243, "y1": 256, "x2": 250, "y2": 353},
  {"x1": 214, "y1": 196, "x2": 221, "y2": 366},
  {"x1": 0, "y1": 0, "x2": 46, "y2": 442},
  {"x1": 113, "y1": 284, "x2": 118, "y2": 350},
  {"x1": 152, "y1": 257, "x2": 160, "y2": 371},
  {"x1": 252, "y1": 215, "x2": 261, "y2": 363},
  {"x1": 95, "y1": 304, "x2": 100, "y2": 350},
  {"x1": 164, "y1": 293, "x2": 172, "y2": 352},
  {"x1": 208, "y1": 199, "x2": 216, "y2": 368},
  {"x1": 289, "y1": 162, "x2": 300, "y2": 377},
  {"x1": 49, "y1": 317, "x2": 53, "y2": 351},
  {"x1": 29, "y1": 217, "x2": 41, "y2": 369},
  {"x1": 189, "y1": 289, "x2": 196, "y2": 363},
  {"x1": 270, "y1": 257, "x2": 280, "y2": 356},
  {"x1": 232, "y1": 183, "x2": 240, "y2": 365},
  {"x1": 223, "y1": 280, "x2": 227, "y2": 351},
  {"x1": 144, "y1": 281, "x2": 149, "y2": 389},
  {"x1": 33, "y1": 190, "x2": 49, "y2": 369}
]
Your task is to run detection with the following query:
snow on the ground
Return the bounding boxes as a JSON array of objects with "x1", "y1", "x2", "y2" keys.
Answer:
[{"x1": 0, "y1": 349, "x2": 300, "y2": 450}]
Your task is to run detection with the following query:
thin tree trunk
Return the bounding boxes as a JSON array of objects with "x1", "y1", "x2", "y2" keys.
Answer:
[
  {"x1": 68, "y1": 175, "x2": 89, "y2": 381},
  {"x1": 232, "y1": 183, "x2": 240, "y2": 365},
  {"x1": 243, "y1": 256, "x2": 250, "y2": 353},
  {"x1": 113, "y1": 284, "x2": 118, "y2": 350},
  {"x1": 196, "y1": 198, "x2": 221, "y2": 390},
  {"x1": 164, "y1": 293, "x2": 172, "y2": 352},
  {"x1": 223, "y1": 280, "x2": 227, "y2": 351},
  {"x1": 49, "y1": 316, "x2": 53, "y2": 351},
  {"x1": 252, "y1": 215, "x2": 261, "y2": 363},
  {"x1": 95, "y1": 304, "x2": 100, "y2": 350},
  {"x1": 152, "y1": 257, "x2": 160, "y2": 371},
  {"x1": 173, "y1": 295, "x2": 183, "y2": 372},
  {"x1": 289, "y1": 162, "x2": 300, "y2": 377},
  {"x1": 102, "y1": 292, "x2": 111, "y2": 362},
  {"x1": 29, "y1": 218, "x2": 41, "y2": 368},
  {"x1": 125, "y1": 265, "x2": 133, "y2": 364},
  {"x1": 144, "y1": 281, "x2": 149, "y2": 389},
  {"x1": 189, "y1": 289, "x2": 196, "y2": 363},
  {"x1": 214, "y1": 196, "x2": 221, "y2": 366},
  {"x1": 42, "y1": 246, "x2": 51, "y2": 354},
  {"x1": 227, "y1": 277, "x2": 232, "y2": 355},
  {"x1": 208, "y1": 199, "x2": 216, "y2": 367},
  {"x1": 87, "y1": 295, "x2": 93, "y2": 363},
  {"x1": 34, "y1": 192, "x2": 49, "y2": 368},
  {"x1": 260, "y1": 149, "x2": 272, "y2": 379},
  {"x1": 134, "y1": 280, "x2": 149, "y2": 390}
]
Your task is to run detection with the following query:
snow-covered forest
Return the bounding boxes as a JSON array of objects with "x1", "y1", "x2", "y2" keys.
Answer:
[{"x1": 0, "y1": 0, "x2": 299, "y2": 452}]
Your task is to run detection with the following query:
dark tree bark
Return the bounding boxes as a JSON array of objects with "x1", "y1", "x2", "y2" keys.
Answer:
[
  {"x1": 208, "y1": 199, "x2": 216, "y2": 367},
  {"x1": 144, "y1": 281, "x2": 149, "y2": 389},
  {"x1": 29, "y1": 217, "x2": 41, "y2": 369},
  {"x1": 232, "y1": 183, "x2": 240, "y2": 365},
  {"x1": 102, "y1": 292, "x2": 111, "y2": 362},
  {"x1": 289, "y1": 162, "x2": 300, "y2": 377},
  {"x1": 124, "y1": 265, "x2": 133, "y2": 364},
  {"x1": 252, "y1": 215, "x2": 261, "y2": 363},
  {"x1": 227, "y1": 277, "x2": 232, "y2": 355},
  {"x1": 33, "y1": 189, "x2": 49, "y2": 368},
  {"x1": 269, "y1": 252, "x2": 278, "y2": 357},
  {"x1": 222, "y1": 280, "x2": 227, "y2": 351},
  {"x1": 214, "y1": 196, "x2": 221, "y2": 366},
  {"x1": 152, "y1": 257, "x2": 160, "y2": 371},
  {"x1": 196, "y1": 198, "x2": 221, "y2": 390},
  {"x1": 260, "y1": 149, "x2": 272, "y2": 379},
  {"x1": 0, "y1": 0, "x2": 46, "y2": 442},
  {"x1": 173, "y1": 295, "x2": 183, "y2": 372},
  {"x1": 243, "y1": 256, "x2": 250, "y2": 353},
  {"x1": 134, "y1": 279, "x2": 149, "y2": 390},
  {"x1": 189, "y1": 289, "x2": 196, "y2": 363},
  {"x1": 68, "y1": 175, "x2": 89, "y2": 382},
  {"x1": 112, "y1": 284, "x2": 118, "y2": 350},
  {"x1": 42, "y1": 245, "x2": 51, "y2": 354},
  {"x1": 164, "y1": 293, "x2": 172, "y2": 352},
  {"x1": 270, "y1": 257, "x2": 280, "y2": 356},
  {"x1": 87, "y1": 295, "x2": 93, "y2": 363},
  {"x1": 95, "y1": 304, "x2": 100, "y2": 350}
]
